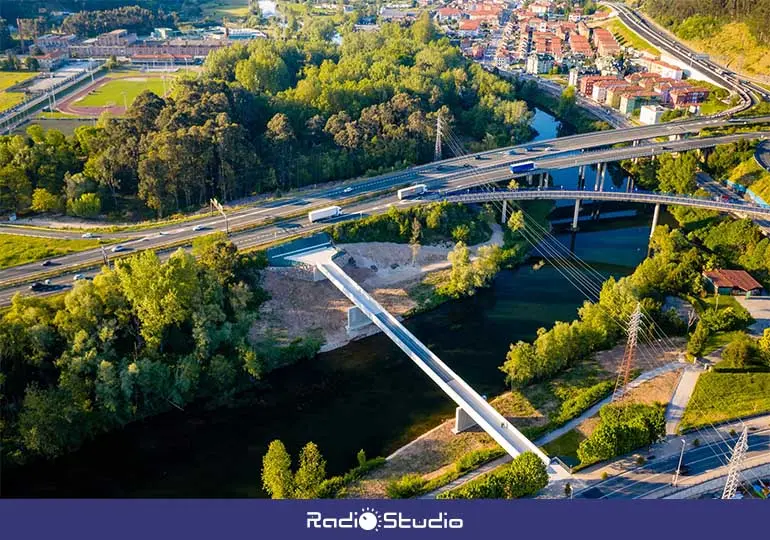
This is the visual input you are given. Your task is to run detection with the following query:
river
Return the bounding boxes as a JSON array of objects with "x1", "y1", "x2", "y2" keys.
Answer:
[{"x1": 2, "y1": 109, "x2": 662, "y2": 497}]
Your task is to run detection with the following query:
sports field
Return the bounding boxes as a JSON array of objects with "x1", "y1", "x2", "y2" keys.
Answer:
[
  {"x1": 0, "y1": 71, "x2": 38, "y2": 112},
  {"x1": 202, "y1": 0, "x2": 251, "y2": 17},
  {"x1": 76, "y1": 73, "x2": 169, "y2": 108}
]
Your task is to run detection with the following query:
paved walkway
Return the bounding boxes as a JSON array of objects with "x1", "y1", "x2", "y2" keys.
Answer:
[
  {"x1": 735, "y1": 295, "x2": 770, "y2": 337},
  {"x1": 665, "y1": 366, "x2": 703, "y2": 435}
]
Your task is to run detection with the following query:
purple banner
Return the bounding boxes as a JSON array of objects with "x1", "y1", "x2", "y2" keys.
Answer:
[{"x1": 1, "y1": 500, "x2": 769, "y2": 539}]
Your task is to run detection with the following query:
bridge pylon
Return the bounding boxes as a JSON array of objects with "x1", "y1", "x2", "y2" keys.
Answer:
[{"x1": 612, "y1": 303, "x2": 642, "y2": 402}]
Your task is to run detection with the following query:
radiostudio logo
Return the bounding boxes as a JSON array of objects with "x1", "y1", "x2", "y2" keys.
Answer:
[{"x1": 306, "y1": 507, "x2": 463, "y2": 532}]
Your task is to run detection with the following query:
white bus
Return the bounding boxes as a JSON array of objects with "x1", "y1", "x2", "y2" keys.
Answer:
[
  {"x1": 308, "y1": 206, "x2": 342, "y2": 223},
  {"x1": 397, "y1": 184, "x2": 428, "y2": 200}
]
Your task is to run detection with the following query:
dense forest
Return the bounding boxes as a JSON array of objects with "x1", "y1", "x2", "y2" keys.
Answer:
[
  {"x1": 1, "y1": 19, "x2": 536, "y2": 220},
  {"x1": 0, "y1": 233, "x2": 329, "y2": 464},
  {"x1": 643, "y1": 0, "x2": 770, "y2": 45},
  {"x1": 60, "y1": 6, "x2": 176, "y2": 37}
]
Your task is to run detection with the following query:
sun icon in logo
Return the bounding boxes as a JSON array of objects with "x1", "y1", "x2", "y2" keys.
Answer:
[{"x1": 358, "y1": 507, "x2": 382, "y2": 532}]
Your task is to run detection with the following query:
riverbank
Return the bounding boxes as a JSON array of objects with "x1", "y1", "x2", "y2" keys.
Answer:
[{"x1": 253, "y1": 225, "x2": 504, "y2": 354}]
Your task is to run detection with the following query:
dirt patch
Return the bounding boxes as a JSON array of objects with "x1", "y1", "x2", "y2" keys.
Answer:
[
  {"x1": 595, "y1": 338, "x2": 686, "y2": 375},
  {"x1": 254, "y1": 227, "x2": 504, "y2": 351},
  {"x1": 617, "y1": 370, "x2": 680, "y2": 406}
]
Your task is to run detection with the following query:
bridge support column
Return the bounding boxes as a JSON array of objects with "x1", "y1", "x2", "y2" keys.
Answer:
[
  {"x1": 346, "y1": 306, "x2": 373, "y2": 335},
  {"x1": 594, "y1": 163, "x2": 603, "y2": 191},
  {"x1": 571, "y1": 199, "x2": 580, "y2": 231},
  {"x1": 599, "y1": 163, "x2": 607, "y2": 191},
  {"x1": 312, "y1": 266, "x2": 327, "y2": 282},
  {"x1": 627, "y1": 177, "x2": 634, "y2": 193},
  {"x1": 526, "y1": 174, "x2": 533, "y2": 186},
  {"x1": 650, "y1": 203, "x2": 661, "y2": 239},
  {"x1": 577, "y1": 165, "x2": 585, "y2": 190},
  {"x1": 501, "y1": 199, "x2": 508, "y2": 223},
  {"x1": 452, "y1": 407, "x2": 478, "y2": 434}
]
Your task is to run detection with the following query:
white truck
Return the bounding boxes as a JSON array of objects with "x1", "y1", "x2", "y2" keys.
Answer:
[
  {"x1": 308, "y1": 205, "x2": 342, "y2": 223},
  {"x1": 397, "y1": 184, "x2": 428, "y2": 200}
]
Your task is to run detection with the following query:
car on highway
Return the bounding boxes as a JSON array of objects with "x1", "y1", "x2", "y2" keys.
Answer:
[
  {"x1": 81, "y1": 232, "x2": 94, "y2": 238},
  {"x1": 474, "y1": 155, "x2": 484, "y2": 160},
  {"x1": 192, "y1": 224, "x2": 206, "y2": 231},
  {"x1": 41, "y1": 260, "x2": 53, "y2": 267},
  {"x1": 73, "y1": 274, "x2": 84, "y2": 281},
  {"x1": 343, "y1": 187, "x2": 354, "y2": 193},
  {"x1": 111, "y1": 244, "x2": 126, "y2": 253},
  {"x1": 29, "y1": 282, "x2": 47, "y2": 291}
]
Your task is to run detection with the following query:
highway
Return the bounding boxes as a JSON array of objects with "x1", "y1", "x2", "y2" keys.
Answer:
[
  {"x1": 609, "y1": 2, "x2": 766, "y2": 112},
  {"x1": 2, "y1": 128, "x2": 769, "y2": 305}
]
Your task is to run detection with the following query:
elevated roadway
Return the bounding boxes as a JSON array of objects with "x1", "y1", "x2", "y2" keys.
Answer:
[{"x1": 2, "y1": 131, "x2": 769, "y2": 304}]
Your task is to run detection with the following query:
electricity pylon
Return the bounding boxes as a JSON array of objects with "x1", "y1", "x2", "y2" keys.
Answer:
[
  {"x1": 434, "y1": 114, "x2": 442, "y2": 161},
  {"x1": 612, "y1": 303, "x2": 642, "y2": 402},
  {"x1": 722, "y1": 427, "x2": 749, "y2": 500}
]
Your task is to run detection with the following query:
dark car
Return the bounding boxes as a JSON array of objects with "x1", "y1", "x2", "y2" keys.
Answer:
[
  {"x1": 29, "y1": 282, "x2": 46, "y2": 291},
  {"x1": 678, "y1": 464, "x2": 690, "y2": 476},
  {"x1": 41, "y1": 260, "x2": 53, "y2": 267},
  {"x1": 474, "y1": 155, "x2": 484, "y2": 160}
]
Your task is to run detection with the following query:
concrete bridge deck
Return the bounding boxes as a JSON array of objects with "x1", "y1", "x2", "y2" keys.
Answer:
[{"x1": 288, "y1": 246, "x2": 569, "y2": 479}]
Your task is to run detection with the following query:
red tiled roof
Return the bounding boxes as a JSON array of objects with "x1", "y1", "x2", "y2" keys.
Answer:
[{"x1": 704, "y1": 269, "x2": 763, "y2": 291}]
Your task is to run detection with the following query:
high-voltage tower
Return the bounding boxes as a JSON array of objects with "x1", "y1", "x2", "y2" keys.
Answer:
[
  {"x1": 434, "y1": 114, "x2": 443, "y2": 161},
  {"x1": 722, "y1": 427, "x2": 749, "y2": 500},
  {"x1": 612, "y1": 303, "x2": 642, "y2": 402}
]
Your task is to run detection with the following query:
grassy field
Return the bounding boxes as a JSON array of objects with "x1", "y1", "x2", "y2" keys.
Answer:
[
  {"x1": 0, "y1": 233, "x2": 105, "y2": 269},
  {"x1": 601, "y1": 18, "x2": 661, "y2": 56},
  {"x1": 680, "y1": 372, "x2": 770, "y2": 430},
  {"x1": 0, "y1": 71, "x2": 38, "y2": 112},
  {"x1": 202, "y1": 0, "x2": 251, "y2": 17},
  {"x1": 683, "y1": 22, "x2": 770, "y2": 81},
  {"x1": 77, "y1": 73, "x2": 169, "y2": 108}
]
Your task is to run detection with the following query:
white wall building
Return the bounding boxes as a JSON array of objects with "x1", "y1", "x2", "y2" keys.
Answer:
[{"x1": 639, "y1": 104, "x2": 666, "y2": 125}]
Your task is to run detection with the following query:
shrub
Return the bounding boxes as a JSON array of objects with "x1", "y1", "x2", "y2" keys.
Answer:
[
  {"x1": 386, "y1": 474, "x2": 427, "y2": 499},
  {"x1": 577, "y1": 403, "x2": 665, "y2": 466},
  {"x1": 67, "y1": 192, "x2": 101, "y2": 218},
  {"x1": 456, "y1": 448, "x2": 505, "y2": 473},
  {"x1": 438, "y1": 452, "x2": 548, "y2": 499}
]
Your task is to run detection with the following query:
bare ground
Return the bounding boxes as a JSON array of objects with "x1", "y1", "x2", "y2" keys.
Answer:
[{"x1": 252, "y1": 226, "x2": 503, "y2": 351}]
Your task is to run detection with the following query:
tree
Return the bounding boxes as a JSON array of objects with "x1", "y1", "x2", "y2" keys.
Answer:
[
  {"x1": 67, "y1": 192, "x2": 101, "y2": 218},
  {"x1": 409, "y1": 217, "x2": 422, "y2": 265},
  {"x1": 262, "y1": 440, "x2": 295, "y2": 499},
  {"x1": 441, "y1": 241, "x2": 479, "y2": 298},
  {"x1": 294, "y1": 442, "x2": 327, "y2": 498},
  {"x1": 557, "y1": 86, "x2": 577, "y2": 117},
  {"x1": 411, "y1": 12, "x2": 436, "y2": 44},
  {"x1": 23, "y1": 56, "x2": 39, "y2": 71},
  {"x1": 31, "y1": 188, "x2": 61, "y2": 213},
  {"x1": 657, "y1": 152, "x2": 698, "y2": 194},
  {"x1": 722, "y1": 332, "x2": 762, "y2": 369}
]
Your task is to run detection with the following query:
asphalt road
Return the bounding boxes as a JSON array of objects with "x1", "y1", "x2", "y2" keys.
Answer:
[
  {"x1": 576, "y1": 426, "x2": 770, "y2": 499},
  {"x1": 2, "y1": 128, "x2": 768, "y2": 305}
]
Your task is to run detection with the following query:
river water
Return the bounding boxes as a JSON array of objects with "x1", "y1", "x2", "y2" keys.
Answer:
[{"x1": 2, "y1": 109, "x2": 658, "y2": 497}]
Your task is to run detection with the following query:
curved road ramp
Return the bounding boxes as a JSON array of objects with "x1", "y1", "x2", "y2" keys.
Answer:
[{"x1": 287, "y1": 244, "x2": 571, "y2": 481}]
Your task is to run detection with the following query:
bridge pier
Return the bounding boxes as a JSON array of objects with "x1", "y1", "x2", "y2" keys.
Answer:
[
  {"x1": 501, "y1": 199, "x2": 508, "y2": 223},
  {"x1": 650, "y1": 203, "x2": 661, "y2": 239},
  {"x1": 571, "y1": 199, "x2": 580, "y2": 231},
  {"x1": 452, "y1": 407, "x2": 478, "y2": 434},
  {"x1": 526, "y1": 174, "x2": 533, "y2": 186},
  {"x1": 599, "y1": 163, "x2": 607, "y2": 191},
  {"x1": 594, "y1": 163, "x2": 603, "y2": 191},
  {"x1": 346, "y1": 306, "x2": 373, "y2": 335},
  {"x1": 577, "y1": 165, "x2": 586, "y2": 190}
]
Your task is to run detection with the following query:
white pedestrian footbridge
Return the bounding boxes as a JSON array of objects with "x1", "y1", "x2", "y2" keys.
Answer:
[{"x1": 287, "y1": 245, "x2": 571, "y2": 480}]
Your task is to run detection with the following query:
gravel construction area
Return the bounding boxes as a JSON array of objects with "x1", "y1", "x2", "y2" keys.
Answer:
[{"x1": 253, "y1": 226, "x2": 503, "y2": 351}]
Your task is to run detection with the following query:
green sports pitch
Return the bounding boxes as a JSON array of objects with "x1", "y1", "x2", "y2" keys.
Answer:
[{"x1": 76, "y1": 73, "x2": 171, "y2": 108}]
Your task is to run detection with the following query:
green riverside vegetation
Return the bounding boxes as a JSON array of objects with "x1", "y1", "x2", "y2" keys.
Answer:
[{"x1": 0, "y1": 234, "x2": 326, "y2": 465}]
